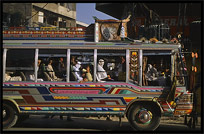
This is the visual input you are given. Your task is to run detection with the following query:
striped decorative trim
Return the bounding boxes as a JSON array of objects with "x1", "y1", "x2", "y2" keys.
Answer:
[{"x1": 19, "y1": 106, "x2": 126, "y2": 112}]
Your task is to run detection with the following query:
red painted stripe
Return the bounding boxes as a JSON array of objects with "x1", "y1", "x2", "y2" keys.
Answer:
[
  {"x1": 19, "y1": 99, "x2": 122, "y2": 106},
  {"x1": 37, "y1": 107, "x2": 42, "y2": 110},
  {"x1": 49, "y1": 87, "x2": 107, "y2": 93},
  {"x1": 124, "y1": 99, "x2": 133, "y2": 102},
  {"x1": 108, "y1": 88, "x2": 114, "y2": 94},
  {"x1": 70, "y1": 100, "x2": 120, "y2": 105},
  {"x1": 22, "y1": 95, "x2": 37, "y2": 104},
  {"x1": 31, "y1": 107, "x2": 37, "y2": 110},
  {"x1": 115, "y1": 89, "x2": 121, "y2": 94},
  {"x1": 19, "y1": 105, "x2": 126, "y2": 108}
]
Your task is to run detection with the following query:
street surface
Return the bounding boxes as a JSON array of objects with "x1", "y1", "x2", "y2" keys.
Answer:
[{"x1": 3, "y1": 115, "x2": 201, "y2": 132}]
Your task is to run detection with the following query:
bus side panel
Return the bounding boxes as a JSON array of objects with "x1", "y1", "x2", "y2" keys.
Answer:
[
  {"x1": 3, "y1": 83, "x2": 162, "y2": 115},
  {"x1": 3, "y1": 83, "x2": 188, "y2": 116}
]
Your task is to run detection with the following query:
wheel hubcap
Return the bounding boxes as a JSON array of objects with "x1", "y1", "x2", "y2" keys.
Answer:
[
  {"x1": 3, "y1": 109, "x2": 6, "y2": 118},
  {"x1": 138, "y1": 109, "x2": 152, "y2": 124}
]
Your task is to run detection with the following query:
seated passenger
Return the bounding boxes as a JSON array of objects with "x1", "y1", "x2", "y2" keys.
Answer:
[
  {"x1": 145, "y1": 64, "x2": 159, "y2": 86},
  {"x1": 97, "y1": 59, "x2": 112, "y2": 82},
  {"x1": 70, "y1": 56, "x2": 77, "y2": 81},
  {"x1": 25, "y1": 61, "x2": 43, "y2": 81},
  {"x1": 37, "y1": 59, "x2": 46, "y2": 78},
  {"x1": 72, "y1": 61, "x2": 84, "y2": 82},
  {"x1": 145, "y1": 64, "x2": 167, "y2": 86},
  {"x1": 82, "y1": 65, "x2": 93, "y2": 82},
  {"x1": 116, "y1": 56, "x2": 126, "y2": 81},
  {"x1": 57, "y1": 57, "x2": 66, "y2": 78},
  {"x1": 46, "y1": 59, "x2": 60, "y2": 81},
  {"x1": 5, "y1": 72, "x2": 22, "y2": 81}
]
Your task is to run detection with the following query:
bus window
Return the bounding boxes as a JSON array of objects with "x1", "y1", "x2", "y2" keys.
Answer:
[
  {"x1": 38, "y1": 49, "x2": 67, "y2": 81},
  {"x1": 70, "y1": 49, "x2": 94, "y2": 82},
  {"x1": 129, "y1": 51, "x2": 139, "y2": 84},
  {"x1": 5, "y1": 49, "x2": 35, "y2": 81},
  {"x1": 142, "y1": 50, "x2": 171, "y2": 86},
  {"x1": 97, "y1": 50, "x2": 126, "y2": 82},
  {"x1": 176, "y1": 53, "x2": 185, "y2": 86}
]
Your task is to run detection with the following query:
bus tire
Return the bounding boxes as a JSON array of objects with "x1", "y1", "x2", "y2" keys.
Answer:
[
  {"x1": 3, "y1": 103, "x2": 18, "y2": 129},
  {"x1": 127, "y1": 103, "x2": 161, "y2": 131}
]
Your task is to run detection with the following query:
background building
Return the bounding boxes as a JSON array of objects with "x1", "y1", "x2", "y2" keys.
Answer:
[
  {"x1": 76, "y1": 21, "x2": 89, "y2": 27},
  {"x1": 96, "y1": 3, "x2": 201, "y2": 38},
  {"x1": 3, "y1": 3, "x2": 76, "y2": 27}
]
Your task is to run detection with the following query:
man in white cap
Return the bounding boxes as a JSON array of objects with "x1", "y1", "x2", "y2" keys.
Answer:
[
  {"x1": 73, "y1": 61, "x2": 83, "y2": 82},
  {"x1": 97, "y1": 59, "x2": 112, "y2": 81}
]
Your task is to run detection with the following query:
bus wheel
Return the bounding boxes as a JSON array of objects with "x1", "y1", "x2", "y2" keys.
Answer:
[
  {"x1": 127, "y1": 103, "x2": 161, "y2": 131},
  {"x1": 3, "y1": 103, "x2": 18, "y2": 129}
]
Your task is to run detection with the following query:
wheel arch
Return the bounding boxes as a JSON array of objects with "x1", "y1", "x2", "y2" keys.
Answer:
[
  {"x1": 125, "y1": 98, "x2": 163, "y2": 118},
  {"x1": 3, "y1": 98, "x2": 20, "y2": 113}
]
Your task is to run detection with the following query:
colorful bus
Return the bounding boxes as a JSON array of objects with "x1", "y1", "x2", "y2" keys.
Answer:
[{"x1": 3, "y1": 40, "x2": 193, "y2": 131}]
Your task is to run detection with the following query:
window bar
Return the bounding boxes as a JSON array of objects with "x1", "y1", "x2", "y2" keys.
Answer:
[
  {"x1": 171, "y1": 50, "x2": 175, "y2": 82},
  {"x1": 126, "y1": 49, "x2": 130, "y2": 83},
  {"x1": 3, "y1": 49, "x2": 7, "y2": 82},
  {"x1": 67, "y1": 49, "x2": 70, "y2": 82},
  {"x1": 139, "y1": 49, "x2": 143, "y2": 86},
  {"x1": 94, "y1": 49, "x2": 97, "y2": 82},
  {"x1": 35, "y1": 49, "x2": 39, "y2": 82}
]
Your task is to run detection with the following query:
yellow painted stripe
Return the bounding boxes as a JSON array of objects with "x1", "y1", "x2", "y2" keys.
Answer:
[
  {"x1": 24, "y1": 107, "x2": 31, "y2": 110},
  {"x1": 113, "y1": 108, "x2": 120, "y2": 111},
  {"x1": 13, "y1": 84, "x2": 20, "y2": 86},
  {"x1": 4, "y1": 96, "x2": 23, "y2": 99},
  {"x1": 123, "y1": 97, "x2": 137, "y2": 100},
  {"x1": 54, "y1": 96, "x2": 69, "y2": 99}
]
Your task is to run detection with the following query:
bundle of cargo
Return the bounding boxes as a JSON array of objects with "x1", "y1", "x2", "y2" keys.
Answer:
[{"x1": 94, "y1": 15, "x2": 130, "y2": 42}]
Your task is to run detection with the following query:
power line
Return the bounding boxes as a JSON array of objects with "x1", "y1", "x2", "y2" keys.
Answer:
[{"x1": 24, "y1": 3, "x2": 48, "y2": 26}]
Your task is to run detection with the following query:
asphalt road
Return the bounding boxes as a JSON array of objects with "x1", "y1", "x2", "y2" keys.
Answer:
[{"x1": 3, "y1": 115, "x2": 202, "y2": 132}]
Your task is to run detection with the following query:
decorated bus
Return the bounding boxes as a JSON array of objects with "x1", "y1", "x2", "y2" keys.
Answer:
[{"x1": 2, "y1": 39, "x2": 193, "y2": 131}]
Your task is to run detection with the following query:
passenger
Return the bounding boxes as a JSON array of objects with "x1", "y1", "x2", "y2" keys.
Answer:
[
  {"x1": 70, "y1": 56, "x2": 78, "y2": 81},
  {"x1": 58, "y1": 57, "x2": 66, "y2": 78},
  {"x1": 37, "y1": 59, "x2": 42, "y2": 69},
  {"x1": 25, "y1": 61, "x2": 44, "y2": 81},
  {"x1": 5, "y1": 72, "x2": 22, "y2": 81},
  {"x1": 46, "y1": 59, "x2": 59, "y2": 81},
  {"x1": 116, "y1": 56, "x2": 126, "y2": 81},
  {"x1": 145, "y1": 64, "x2": 159, "y2": 86},
  {"x1": 72, "y1": 61, "x2": 84, "y2": 82},
  {"x1": 37, "y1": 59, "x2": 46, "y2": 79},
  {"x1": 70, "y1": 56, "x2": 77, "y2": 71},
  {"x1": 97, "y1": 59, "x2": 112, "y2": 82},
  {"x1": 82, "y1": 65, "x2": 93, "y2": 82},
  {"x1": 24, "y1": 62, "x2": 35, "y2": 81}
]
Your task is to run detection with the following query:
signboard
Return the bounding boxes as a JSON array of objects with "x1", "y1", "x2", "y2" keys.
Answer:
[{"x1": 132, "y1": 16, "x2": 196, "y2": 37}]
